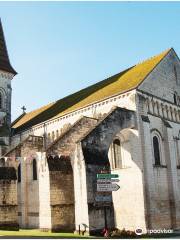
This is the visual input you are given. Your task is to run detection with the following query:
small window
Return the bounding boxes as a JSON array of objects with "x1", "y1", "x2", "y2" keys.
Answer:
[
  {"x1": 174, "y1": 93, "x2": 177, "y2": 105},
  {"x1": 56, "y1": 130, "x2": 59, "y2": 139},
  {"x1": 52, "y1": 131, "x2": 55, "y2": 141},
  {"x1": 112, "y1": 139, "x2": 122, "y2": 169},
  {"x1": 0, "y1": 92, "x2": 2, "y2": 109},
  {"x1": 47, "y1": 133, "x2": 51, "y2": 141},
  {"x1": 18, "y1": 164, "x2": 21, "y2": 182},
  {"x1": 153, "y1": 136, "x2": 161, "y2": 165},
  {"x1": 33, "y1": 159, "x2": 37, "y2": 180}
]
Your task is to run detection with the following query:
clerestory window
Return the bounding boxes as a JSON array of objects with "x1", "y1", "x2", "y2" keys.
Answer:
[
  {"x1": 112, "y1": 139, "x2": 122, "y2": 169},
  {"x1": 33, "y1": 159, "x2": 37, "y2": 180},
  {"x1": 18, "y1": 164, "x2": 21, "y2": 183},
  {"x1": 153, "y1": 135, "x2": 161, "y2": 166}
]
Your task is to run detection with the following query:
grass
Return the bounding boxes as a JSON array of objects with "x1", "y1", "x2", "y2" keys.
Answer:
[
  {"x1": 1, "y1": 229, "x2": 178, "y2": 239},
  {"x1": 0, "y1": 229, "x2": 92, "y2": 238}
]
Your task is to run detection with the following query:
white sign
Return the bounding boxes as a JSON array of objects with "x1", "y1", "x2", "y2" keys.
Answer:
[
  {"x1": 97, "y1": 179, "x2": 120, "y2": 183},
  {"x1": 97, "y1": 183, "x2": 120, "y2": 192}
]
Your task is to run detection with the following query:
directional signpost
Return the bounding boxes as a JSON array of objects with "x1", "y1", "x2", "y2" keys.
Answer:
[
  {"x1": 97, "y1": 178, "x2": 119, "y2": 183},
  {"x1": 96, "y1": 172, "x2": 120, "y2": 231},
  {"x1": 97, "y1": 183, "x2": 120, "y2": 192},
  {"x1": 97, "y1": 174, "x2": 119, "y2": 179},
  {"x1": 96, "y1": 173, "x2": 120, "y2": 192}
]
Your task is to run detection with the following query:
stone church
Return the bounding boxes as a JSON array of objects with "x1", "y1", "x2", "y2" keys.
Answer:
[{"x1": 0, "y1": 20, "x2": 180, "y2": 234}]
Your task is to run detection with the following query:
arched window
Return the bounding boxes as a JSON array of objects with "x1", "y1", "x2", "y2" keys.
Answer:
[
  {"x1": 153, "y1": 136, "x2": 161, "y2": 166},
  {"x1": 33, "y1": 159, "x2": 37, "y2": 180},
  {"x1": 112, "y1": 139, "x2": 122, "y2": 169},
  {"x1": 18, "y1": 164, "x2": 21, "y2": 183}
]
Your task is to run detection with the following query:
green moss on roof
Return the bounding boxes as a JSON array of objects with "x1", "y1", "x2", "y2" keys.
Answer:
[
  {"x1": 12, "y1": 49, "x2": 170, "y2": 132},
  {"x1": 12, "y1": 102, "x2": 54, "y2": 129}
]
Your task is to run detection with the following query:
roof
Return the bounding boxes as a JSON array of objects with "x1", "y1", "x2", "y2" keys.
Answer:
[
  {"x1": 12, "y1": 48, "x2": 171, "y2": 133},
  {"x1": 0, "y1": 20, "x2": 17, "y2": 75},
  {"x1": 12, "y1": 102, "x2": 54, "y2": 131}
]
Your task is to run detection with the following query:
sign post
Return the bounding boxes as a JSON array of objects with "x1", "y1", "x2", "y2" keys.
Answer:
[
  {"x1": 97, "y1": 183, "x2": 120, "y2": 192},
  {"x1": 96, "y1": 171, "x2": 120, "y2": 232}
]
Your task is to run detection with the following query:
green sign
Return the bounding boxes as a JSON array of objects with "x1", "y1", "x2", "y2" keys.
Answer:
[{"x1": 97, "y1": 174, "x2": 119, "y2": 179}]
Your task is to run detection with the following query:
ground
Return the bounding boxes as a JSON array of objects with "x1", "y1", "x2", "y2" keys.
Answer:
[
  {"x1": 0, "y1": 229, "x2": 92, "y2": 239},
  {"x1": 0, "y1": 230, "x2": 180, "y2": 239}
]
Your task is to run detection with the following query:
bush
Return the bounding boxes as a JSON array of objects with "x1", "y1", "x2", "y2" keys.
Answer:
[{"x1": 110, "y1": 228, "x2": 137, "y2": 238}]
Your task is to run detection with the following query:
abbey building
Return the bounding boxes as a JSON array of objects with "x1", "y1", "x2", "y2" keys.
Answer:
[{"x1": 0, "y1": 20, "x2": 180, "y2": 234}]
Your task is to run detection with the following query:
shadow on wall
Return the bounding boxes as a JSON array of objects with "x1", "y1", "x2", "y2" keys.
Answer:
[{"x1": 80, "y1": 107, "x2": 145, "y2": 233}]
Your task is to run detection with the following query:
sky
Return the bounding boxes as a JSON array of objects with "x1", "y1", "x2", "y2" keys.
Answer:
[{"x1": 0, "y1": 1, "x2": 180, "y2": 120}]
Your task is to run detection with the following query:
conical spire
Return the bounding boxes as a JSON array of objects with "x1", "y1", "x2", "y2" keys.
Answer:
[{"x1": 0, "y1": 19, "x2": 17, "y2": 75}]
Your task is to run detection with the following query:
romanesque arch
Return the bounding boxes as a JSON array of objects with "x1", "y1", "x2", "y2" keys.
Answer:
[
  {"x1": 81, "y1": 107, "x2": 137, "y2": 165},
  {"x1": 78, "y1": 107, "x2": 137, "y2": 233}
]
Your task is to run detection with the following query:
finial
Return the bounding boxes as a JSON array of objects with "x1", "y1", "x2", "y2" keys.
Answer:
[{"x1": 21, "y1": 106, "x2": 26, "y2": 114}]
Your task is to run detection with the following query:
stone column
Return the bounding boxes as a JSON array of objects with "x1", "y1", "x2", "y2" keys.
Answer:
[
  {"x1": 73, "y1": 143, "x2": 89, "y2": 234},
  {"x1": 38, "y1": 152, "x2": 52, "y2": 230},
  {"x1": 20, "y1": 157, "x2": 29, "y2": 228},
  {"x1": 140, "y1": 116, "x2": 158, "y2": 229},
  {"x1": 163, "y1": 123, "x2": 180, "y2": 228}
]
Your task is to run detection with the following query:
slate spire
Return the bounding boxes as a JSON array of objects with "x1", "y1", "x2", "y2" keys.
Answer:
[{"x1": 0, "y1": 19, "x2": 17, "y2": 75}]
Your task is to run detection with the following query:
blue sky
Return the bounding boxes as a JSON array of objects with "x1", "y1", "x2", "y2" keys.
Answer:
[{"x1": 0, "y1": 2, "x2": 180, "y2": 120}]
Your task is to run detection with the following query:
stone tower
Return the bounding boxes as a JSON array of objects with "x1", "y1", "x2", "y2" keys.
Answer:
[{"x1": 0, "y1": 20, "x2": 17, "y2": 156}]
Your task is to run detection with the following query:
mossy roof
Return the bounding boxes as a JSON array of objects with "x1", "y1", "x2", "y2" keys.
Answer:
[{"x1": 12, "y1": 49, "x2": 170, "y2": 133}]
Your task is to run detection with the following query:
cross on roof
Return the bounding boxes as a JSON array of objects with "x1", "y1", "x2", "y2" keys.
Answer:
[{"x1": 21, "y1": 106, "x2": 26, "y2": 113}]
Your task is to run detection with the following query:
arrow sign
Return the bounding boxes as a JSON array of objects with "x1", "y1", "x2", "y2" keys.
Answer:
[
  {"x1": 97, "y1": 179, "x2": 120, "y2": 183},
  {"x1": 97, "y1": 183, "x2": 120, "y2": 192},
  {"x1": 97, "y1": 174, "x2": 119, "y2": 179}
]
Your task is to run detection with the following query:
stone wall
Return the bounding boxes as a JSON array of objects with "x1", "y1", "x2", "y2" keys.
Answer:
[
  {"x1": 108, "y1": 128, "x2": 147, "y2": 231},
  {"x1": 47, "y1": 116, "x2": 98, "y2": 156},
  {"x1": 46, "y1": 116, "x2": 99, "y2": 232},
  {"x1": 137, "y1": 90, "x2": 180, "y2": 231},
  {"x1": 139, "y1": 49, "x2": 180, "y2": 104},
  {"x1": 136, "y1": 50, "x2": 180, "y2": 231},
  {"x1": 5, "y1": 136, "x2": 44, "y2": 229},
  {"x1": 47, "y1": 156, "x2": 75, "y2": 232},
  {"x1": 0, "y1": 165, "x2": 18, "y2": 230},
  {"x1": 80, "y1": 107, "x2": 143, "y2": 233}
]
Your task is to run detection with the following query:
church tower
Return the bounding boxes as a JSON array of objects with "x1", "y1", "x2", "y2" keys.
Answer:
[{"x1": 0, "y1": 20, "x2": 17, "y2": 156}]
